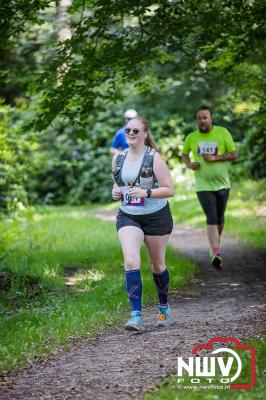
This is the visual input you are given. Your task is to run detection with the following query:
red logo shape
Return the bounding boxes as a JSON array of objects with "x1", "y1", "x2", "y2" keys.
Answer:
[{"x1": 192, "y1": 337, "x2": 256, "y2": 389}]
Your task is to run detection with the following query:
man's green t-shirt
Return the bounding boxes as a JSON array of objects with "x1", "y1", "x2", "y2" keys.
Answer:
[{"x1": 182, "y1": 125, "x2": 236, "y2": 191}]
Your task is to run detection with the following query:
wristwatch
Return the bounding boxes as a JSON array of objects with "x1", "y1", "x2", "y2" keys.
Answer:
[{"x1": 146, "y1": 189, "x2": 152, "y2": 198}]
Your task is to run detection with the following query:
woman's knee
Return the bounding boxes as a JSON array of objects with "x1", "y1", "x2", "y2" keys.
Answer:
[
  {"x1": 124, "y1": 255, "x2": 141, "y2": 271},
  {"x1": 150, "y1": 260, "x2": 165, "y2": 274}
]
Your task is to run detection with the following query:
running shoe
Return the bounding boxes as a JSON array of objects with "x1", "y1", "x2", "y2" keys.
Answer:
[
  {"x1": 125, "y1": 311, "x2": 144, "y2": 332},
  {"x1": 211, "y1": 253, "x2": 223, "y2": 270},
  {"x1": 157, "y1": 305, "x2": 172, "y2": 327}
]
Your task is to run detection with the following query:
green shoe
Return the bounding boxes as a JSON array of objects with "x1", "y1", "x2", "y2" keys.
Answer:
[
  {"x1": 125, "y1": 311, "x2": 144, "y2": 332},
  {"x1": 157, "y1": 306, "x2": 172, "y2": 327},
  {"x1": 211, "y1": 253, "x2": 223, "y2": 269}
]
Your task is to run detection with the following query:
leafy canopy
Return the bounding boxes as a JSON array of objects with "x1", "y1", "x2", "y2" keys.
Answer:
[{"x1": 27, "y1": 0, "x2": 266, "y2": 129}]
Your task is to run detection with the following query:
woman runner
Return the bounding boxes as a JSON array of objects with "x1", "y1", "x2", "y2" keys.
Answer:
[{"x1": 112, "y1": 117, "x2": 175, "y2": 331}]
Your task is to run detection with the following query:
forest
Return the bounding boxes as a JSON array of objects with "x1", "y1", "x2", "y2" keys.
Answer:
[{"x1": 1, "y1": 0, "x2": 265, "y2": 215}]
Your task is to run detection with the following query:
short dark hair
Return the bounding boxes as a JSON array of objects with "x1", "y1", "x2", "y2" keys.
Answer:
[{"x1": 196, "y1": 106, "x2": 213, "y2": 117}]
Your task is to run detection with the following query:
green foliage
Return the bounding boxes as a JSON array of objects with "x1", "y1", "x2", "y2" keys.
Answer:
[
  {"x1": 0, "y1": 105, "x2": 37, "y2": 213},
  {"x1": 0, "y1": 1, "x2": 54, "y2": 44},
  {"x1": 0, "y1": 1, "x2": 55, "y2": 104},
  {"x1": 0, "y1": 1, "x2": 265, "y2": 211},
  {"x1": 26, "y1": 111, "x2": 122, "y2": 204},
  {"x1": 238, "y1": 124, "x2": 266, "y2": 180},
  {"x1": 25, "y1": 0, "x2": 266, "y2": 130},
  {"x1": 0, "y1": 105, "x2": 38, "y2": 258}
]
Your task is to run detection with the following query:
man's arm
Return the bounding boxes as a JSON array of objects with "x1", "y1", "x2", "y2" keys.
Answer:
[
  {"x1": 203, "y1": 151, "x2": 238, "y2": 162},
  {"x1": 182, "y1": 134, "x2": 200, "y2": 170},
  {"x1": 204, "y1": 128, "x2": 238, "y2": 162},
  {"x1": 182, "y1": 154, "x2": 200, "y2": 170}
]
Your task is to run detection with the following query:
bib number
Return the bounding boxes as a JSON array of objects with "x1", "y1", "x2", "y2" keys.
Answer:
[
  {"x1": 198, "y1": 141, "x2": 218, "y2": 155},
  {"x1": 120, "y1": 186, "x2": 144, "y2": 207}
]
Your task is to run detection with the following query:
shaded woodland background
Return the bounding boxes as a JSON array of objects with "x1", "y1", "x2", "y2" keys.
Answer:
[{"x1": 1, "y1": 0, "x2": 265, "y2": 213}]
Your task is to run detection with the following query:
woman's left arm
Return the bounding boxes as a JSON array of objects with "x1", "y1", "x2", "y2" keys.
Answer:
[{"x1": 129, "y1": 152, "x2": 175, "y2": 199}]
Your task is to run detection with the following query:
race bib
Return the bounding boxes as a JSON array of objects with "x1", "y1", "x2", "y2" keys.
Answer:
[
  {"x1": 197, "y1": 141, "x2": 218, "y2": 155},
  {"x1": 120, "y1": 186, "x2": 144, "y2": 207}
]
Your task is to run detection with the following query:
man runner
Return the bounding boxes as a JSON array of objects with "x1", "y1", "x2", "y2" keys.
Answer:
[{"x1": 182, "y1": 106, "x2": 237, "y2": 269}]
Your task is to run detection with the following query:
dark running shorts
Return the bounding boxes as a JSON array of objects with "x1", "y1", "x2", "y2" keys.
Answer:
[
  {"x1": 116, "y1": 202, "x2": 173, "y2": 236},
  {"x1": 196, "y1": 188, "x2": 230, "y2": 225}
]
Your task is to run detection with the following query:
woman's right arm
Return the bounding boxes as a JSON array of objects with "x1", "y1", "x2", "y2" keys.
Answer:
[{"x1": 112, "y1": 154, "x2": 122, "y2": 200}]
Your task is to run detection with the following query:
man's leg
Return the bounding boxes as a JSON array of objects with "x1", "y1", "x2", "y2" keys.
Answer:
[
  {"x1": 197, "y1": 191, "x2": 219, "y2": 248},
  {"x1": 197, "y1": 191, "x2": 223, "y2": 268},
  {"x1": 218, "y1": 223, "x2": 224, "y2": 236},
  {"x1": 207, "y1": 224, "x2": 220, "y2": 250},
  {"x1": 216, "y1": 189, "x2": 230, "y2": 242}
]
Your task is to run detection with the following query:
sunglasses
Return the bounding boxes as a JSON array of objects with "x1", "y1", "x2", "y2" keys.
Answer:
[{"x1": 125, "y1": 128, "x2": 140, "y2": 135}]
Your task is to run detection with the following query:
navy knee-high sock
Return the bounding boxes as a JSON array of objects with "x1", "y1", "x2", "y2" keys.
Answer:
[
  {"x1": 125, "y1": 269, "x2": 142, "y2": 313},
  {"x1": 153, "y1": 268, "x2": 169, "y2": 307}
]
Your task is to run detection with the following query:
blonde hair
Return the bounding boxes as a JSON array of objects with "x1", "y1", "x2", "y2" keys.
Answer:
[{"x1": 134, "y1": 117, "x2": 158, "y2": 151}]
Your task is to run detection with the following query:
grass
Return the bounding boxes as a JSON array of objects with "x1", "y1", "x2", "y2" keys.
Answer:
[
  {"x1": 170, "y1": 178, "x2": 266, "y2": 248},
  {"x1": 144, "y1": 337, "x2": 266, "y2": 400},
  {"x1": 0, "y1": 205, "x2": 196, "y2": 373}
]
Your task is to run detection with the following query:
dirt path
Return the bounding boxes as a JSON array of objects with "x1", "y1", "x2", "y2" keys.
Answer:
[{"x1": 1, "y1": 214, "x2": 265, "y2": 400}]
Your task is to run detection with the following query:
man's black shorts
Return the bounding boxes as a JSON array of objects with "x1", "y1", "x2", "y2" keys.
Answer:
[
  {"x1": 196, "y1": 188, "x2": 230, "y2": 225},
  {"x1": 116, "y1": 202, "x2": 173, "y2": 236}
]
